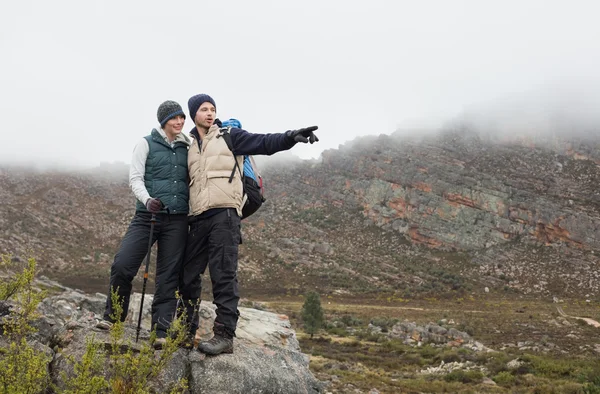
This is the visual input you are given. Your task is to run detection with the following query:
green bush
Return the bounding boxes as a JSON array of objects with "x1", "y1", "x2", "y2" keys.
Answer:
[
  {"x1": 415, "y1": 345, "x2": 438, "y2": 359},
  {"x1": 457, "y1": 323, "x2": 475, "y2": 336},
  {"x1": 443, "y1": 369, "x2": 484, "y2": 384},
  {"x1": 526, "y1": 354, "x2": 578, "y2": 378},
  {"x1": 582, "y1": 374, "x2": 600, "y2": 394},
  {"x1": 485, "y1": 358, "x2": 509, "y2": 375},
  {"x1": 340, "y1": 314, "x2": 362, "y2": 327},
  {"x1": 326, "y1": 327, "x2": 349, "y2": 336},
  {"x1": 355, "y1": 329, "x2": 382, "y2": 343},
  {"x1": 370, "y1": 316, "x2": 398, "y2": 332},
  {"x1": 0, "y1": 254, "x2": 188, "y2": 393},
  {"x1": 434, "y1": 349, "x2": 463, "y2": 364},
  {"x1": 0, "y1": 255, "x2": 53, "y2": 392},
  {"x1": 493, "y1": 371, "x2": 516, "y2": 387},
  {"x1": 584, "y1": 383, "x2": 600, "y2": 394},
  {"x1": 379, "y1": 339, "x2": 407, "y2": 354}
]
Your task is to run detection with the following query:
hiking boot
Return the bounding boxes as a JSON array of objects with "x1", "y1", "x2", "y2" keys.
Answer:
[
  {"x1": 95, "y1": 320, "x2": 113, "y2": 330},
  {"x1": 197, "y1": 323, "x2": 234, "y2": 355},
  {"x1": 197, "y1": 334, "x2": 233, "y2": 355},
  {"x1": 153, "y1": 337, "x2": 167, "y2": 350}
]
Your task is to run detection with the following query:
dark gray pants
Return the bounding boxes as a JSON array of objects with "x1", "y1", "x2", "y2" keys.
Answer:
[
  {"x1": 103, "y1": 211, "x2": 188, "y2": 337},
  {"x1": 179, "y1": 209, "x2": 241, "y2": 335}
]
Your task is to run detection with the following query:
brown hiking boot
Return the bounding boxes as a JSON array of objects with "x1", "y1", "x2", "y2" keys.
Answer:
[{"x1": 197, "y1": 323, "x2": 233, "y2": 355}]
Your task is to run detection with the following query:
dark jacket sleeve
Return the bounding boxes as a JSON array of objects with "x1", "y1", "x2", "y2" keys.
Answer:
[{"x1": 229, "y1": 128, "x2": 296, "y2": 156}]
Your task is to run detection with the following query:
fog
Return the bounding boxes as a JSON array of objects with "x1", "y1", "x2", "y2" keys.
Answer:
[
  {"x1": 1, "y1": 0, "x2": 599, "y2": 171},
  {"x1": 452, "y1": 81, "x2": 600, "y2": 141}
]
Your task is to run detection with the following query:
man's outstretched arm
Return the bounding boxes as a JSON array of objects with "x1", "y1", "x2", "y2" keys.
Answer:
[{"x1": 229, "y1": 126, "x2": 319, "y2": 156}]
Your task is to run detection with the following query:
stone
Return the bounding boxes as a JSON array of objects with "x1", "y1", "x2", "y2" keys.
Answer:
[
  {"x1": 506, "y1": 359, "x2": 524, "y2": 369},
  {"x1": 1, "y1": 277, "x2": 323, "y2": 394}
]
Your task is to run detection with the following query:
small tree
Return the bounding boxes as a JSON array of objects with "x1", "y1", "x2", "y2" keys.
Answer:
[{"x1": 301, "y1": 291, "x2": 324, "y2": 339}]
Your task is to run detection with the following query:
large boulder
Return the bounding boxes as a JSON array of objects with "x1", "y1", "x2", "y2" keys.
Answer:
[
  {"x1": 29, "y1": 282, "x2": 322, "y2": 394},
  {"x1": 126, "y1": 292, "x2": 301, "y2": 351},
  {"x1": 188, "y1": 343, "x2": 321, "y2": 394}
]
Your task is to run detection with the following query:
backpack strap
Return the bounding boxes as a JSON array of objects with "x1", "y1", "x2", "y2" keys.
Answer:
[
  {"x1": 217, "y1": 127, "x2": 243, "y2": 183},
  {"x1": 247, "y1": 155, "x2": 265, "y2": 201},
  {"x1": 248, "y1": 155, "x2": 261, "y2": 178}
]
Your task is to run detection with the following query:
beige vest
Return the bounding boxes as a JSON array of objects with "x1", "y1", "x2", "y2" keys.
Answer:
[{"x1": 188, "y1": 125, "x2": 244, "y2": 217}]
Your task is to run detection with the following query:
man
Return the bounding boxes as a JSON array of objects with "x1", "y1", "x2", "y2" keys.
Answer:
[
  {"x1": 180, "y1": 94, "x2": 318, "y2": 355},
  {"x1": 97, "y1": 100, "x2": 191, "y2": 350}
]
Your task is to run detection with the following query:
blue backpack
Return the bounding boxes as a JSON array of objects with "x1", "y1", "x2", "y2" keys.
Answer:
[{"x1": 219, "y1": 119, "x2": 265, "y2": 219}]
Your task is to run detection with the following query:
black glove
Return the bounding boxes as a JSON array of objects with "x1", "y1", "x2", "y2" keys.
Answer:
[
  {"x1": 146, "y1": 198, "x2": 162, "y2": 213},
  {"x1": 286, "y1": 126, "x2": 319, "y2": 144}
]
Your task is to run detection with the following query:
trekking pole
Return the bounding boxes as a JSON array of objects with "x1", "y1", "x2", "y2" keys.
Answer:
[{"x1": 136, "y1": 211, "x2": 157, "y2": 343}]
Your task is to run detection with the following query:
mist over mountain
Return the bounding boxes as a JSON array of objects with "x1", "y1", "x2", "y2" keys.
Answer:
[{"x1": 449, "y1": 82, "x2": 600, "y2": 142}]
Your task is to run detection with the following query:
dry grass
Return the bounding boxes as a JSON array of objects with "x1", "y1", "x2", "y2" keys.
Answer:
[{"x1": 264, "y1": 296, "x2": 600, "y2": 394}]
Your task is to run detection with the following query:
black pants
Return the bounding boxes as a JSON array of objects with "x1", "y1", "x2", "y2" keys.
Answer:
[
  {"x1": 179, "y1": 209, "x2": 241, "y2": 335},
  {"x1": 103, "y1": 212, "x2": 188, "y2": 337}
]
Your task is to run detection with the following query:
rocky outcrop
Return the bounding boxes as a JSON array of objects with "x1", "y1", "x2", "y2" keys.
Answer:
[
  {"x1": 51, "y1": 314, "x2": 321, "y2": 394},
  {"x1": 316, "y1": 130, "x2": 600, "y2": 251},
  {"x1": 385, "y1": 321, "x2": 491, "y2": 352},
  {"x1": 3, "y1": 277, "x2": 322, "y2": 394}
]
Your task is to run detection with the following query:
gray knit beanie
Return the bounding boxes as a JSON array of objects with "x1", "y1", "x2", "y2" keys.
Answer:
[{"x1": 157, "y1": 100, "x2": 186, "y2": 127}]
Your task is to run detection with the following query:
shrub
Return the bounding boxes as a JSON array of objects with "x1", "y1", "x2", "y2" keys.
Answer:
[
  {"x1": 527, "y1": 355, "x2": 577, "y2": 378},
  {"x1": 493, "y1": 371, "x2": 516, "y2": 387},
  {"x1": 583, "y1": 383, "x2": 600, "y2": 394},
  {"x1": 355, "y1": 330, "x2": 382, "y2": 343},
  {"x1": 327, "y1": 326, "x2": 349, "y2": 336},
  {"x1": 370, "y1": 316, "x2": 398, "y2": 332},
  {"x1": 416, "y1": 345, "x2": 438, "y2": 359},
  {"x1": 0, "y1": 254, "x2": 188, "y2": 393},
  {"x1": 434, "y1": 349, "x2": 462, "y2": 364},
  {"x1": 77, "y1": 290, "x2": 187, "y2": 393},
  {"x1": 0, "y1": 255, "x2": 52, "y2": 392},
  {"x1": 582, "y1": 373, "x2": 600, "y2": 394},
  {"x1": 340, "y1": 314, "x2": 362, "y2": 327},
  {"x1": 484, "y1": 356, "x2": 510, "y2": 375},
  {"x1": 443, "y1": 370, "x2": 484, "y2": 384}
]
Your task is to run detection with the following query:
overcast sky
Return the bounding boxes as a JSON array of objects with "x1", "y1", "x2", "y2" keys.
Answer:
[{"x1": 1, "y1": 0, "x2": 599, "y2": 168}]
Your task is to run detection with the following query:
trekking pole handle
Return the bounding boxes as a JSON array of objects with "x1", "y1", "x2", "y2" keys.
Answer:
[{"x1": 159, "y1": 200, "x2": 170, "y2": 215}]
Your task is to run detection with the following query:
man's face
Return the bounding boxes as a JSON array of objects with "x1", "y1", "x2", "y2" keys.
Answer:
[
  {"x1": 163, "y1": 115, "x2": 185, "y2": 135},
  {"x1": 194, "y1": 102, "x2": 216, "y2": 129}
]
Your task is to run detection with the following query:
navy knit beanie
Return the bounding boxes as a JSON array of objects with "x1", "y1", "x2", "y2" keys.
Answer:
[
  {"x1": 157, "y1": 100, "x2": 186, "y2": 128},
  {"x1": 188, "y1": 94, "x2": 217, "y2": 121}
]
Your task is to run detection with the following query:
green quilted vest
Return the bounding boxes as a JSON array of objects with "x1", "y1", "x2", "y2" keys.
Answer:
[{"x1": 135, "y1": 129, "x2": 189, "y2": 214}]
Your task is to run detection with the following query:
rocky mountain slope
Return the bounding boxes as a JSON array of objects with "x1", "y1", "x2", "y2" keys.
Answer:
[{"x1": 1, "y1": 128, "x2": 599, "y2": 299}]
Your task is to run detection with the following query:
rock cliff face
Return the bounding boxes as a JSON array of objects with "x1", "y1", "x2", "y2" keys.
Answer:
[
  {"x1": 312, "y1": 129, "x2": 600, "y2": 251},
  {"x1": 248, "y1": 129, "x2": 600, "y2": 297},
  {"x1": 1, "y1": 128, "x2": 599, "y2": 298}
]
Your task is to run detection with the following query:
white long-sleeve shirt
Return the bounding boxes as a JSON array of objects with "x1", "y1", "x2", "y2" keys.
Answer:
[{"x1": 129, "y1": 127, "x2": 177, "y2": 206}]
